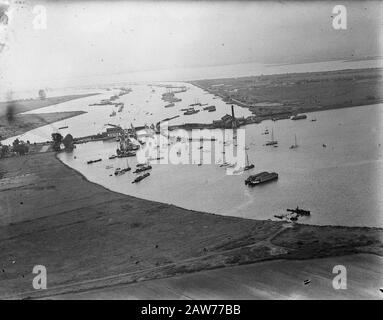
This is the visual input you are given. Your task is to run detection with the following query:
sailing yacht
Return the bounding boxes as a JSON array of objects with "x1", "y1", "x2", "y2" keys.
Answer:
[
  {"x1": 290, "y1": 134, "x2": 298, "y2": 149},
  {"x1": 265, "y1": 129, "x2": 278, "y2": 146},
  {"x1": 244, "y1": 151, "x2": 254, "y2": 171}
]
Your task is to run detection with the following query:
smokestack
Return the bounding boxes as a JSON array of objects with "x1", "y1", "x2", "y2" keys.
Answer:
[{"x1": 231, "y1": 105, "x2": 236, "y2": 128}]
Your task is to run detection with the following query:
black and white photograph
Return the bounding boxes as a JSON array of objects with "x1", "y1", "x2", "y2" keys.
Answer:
[{"x1": 0, "y1": 0, "x2": 382, "y2": 303}]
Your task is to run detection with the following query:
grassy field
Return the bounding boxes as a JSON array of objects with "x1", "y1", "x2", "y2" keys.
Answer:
[
  {"x1": 0, "y1": 93, "x2": 98, "y2": 141},
  {"x1": 191, "y1": 68, "x2": 383, "y2": 116},
  {"x1": 0, "y1": 111, "x2": 85, "y2": 141},
  {"x1": 0, "y1": 152, "x2": 381, "y2": 299}
]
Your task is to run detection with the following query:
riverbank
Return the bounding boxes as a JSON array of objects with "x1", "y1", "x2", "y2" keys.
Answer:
[
  {"x1": 0, "y1": 151, "x2": 381, "y2": 299},
  {"x1": 0, "y1": 93, "x2": 99, "y2": 141},
  {"x1": 0, "y1": 111, "x2": 86, "y2": 141},
  {"x1": 190, "y1": 68, "x2": 383, "y2": 117}
]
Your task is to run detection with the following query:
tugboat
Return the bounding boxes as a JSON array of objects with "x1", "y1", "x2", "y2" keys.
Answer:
[
  {"x1": 189, "y1": 99, "x2": 201, "y2": 107},
  {"x1": 132, "y1": 172, "x2": 150, "y2": 183}
]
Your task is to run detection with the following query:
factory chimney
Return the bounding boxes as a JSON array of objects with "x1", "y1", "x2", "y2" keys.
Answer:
[{"x1": 231, "y1": 105, "x2": 236, "y2": 128}]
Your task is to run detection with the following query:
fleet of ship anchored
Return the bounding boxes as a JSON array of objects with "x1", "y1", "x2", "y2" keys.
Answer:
[{"x1": 84, "y1": 85, "x2": 312, "y2": 221}]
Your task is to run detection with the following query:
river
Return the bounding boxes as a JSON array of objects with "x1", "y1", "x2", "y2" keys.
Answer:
[{"x1": 2, "y1": 59, "x2": 383, "y2": 227}]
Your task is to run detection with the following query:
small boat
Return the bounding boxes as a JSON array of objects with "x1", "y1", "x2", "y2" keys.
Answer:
[
  {"x1": 291, "y1": 114, "x2": 307, "y2": 120},
  {"x1": 322, "y1": 144, "x2": 327, "y2": 148},
  {"x1": 164, "y1": 103, "x2": 175, "y2": 108},
  {"x1": 114, "y1": 167, "x2": 131, "y2": 176},
  {"x1": 189, "y1": 99, "x2": 201, "y2": 107},
  {"x1": 136, "y1": 163, "x2": 147, "y2": 167},
  {"x1": 311, "y1": 118, "x2": 317, "y2": 122},
  {"x1": 244, "y1": 152, "x2": 254, "y2": 171},
  {"x1": 87, "y1": 159, "x2": 102, "y2": 164},
  {"x1": 148, "y1": 156, "x2": 164, "y2": 161},
  {"x1": 289, "y1": 134, "x2": 298, "y2": 149},
  {"x1": 133, "y1": 165, "x2": 152, "y2": 173},
  {"x1": 109, "y1": 155, "x2": 117, "y2": 159},
  {"x1": 203, "y1": 105, "x2": 216, "y2": 112},
  {"x1": 219, "y1": 162, "x2": 230, "y2": 167},
  {"x1": 132, "y1": 172, "x2": 150, "y2": 183},
  {"x1": 184, "y1": 108, "x2": 199, "y2": 115},
  {"x1": 58, "y1": 126, "x2": 69, "y2": 130},
  {"x1": 286, "y1": 206, "x2": 310, "y2": 216},
  {"x1": 265, "y1": 129, "x2": 278, "y2": 146},
  {"x1": 117, "y1": 151, "x2": 136, "y2": 158}
]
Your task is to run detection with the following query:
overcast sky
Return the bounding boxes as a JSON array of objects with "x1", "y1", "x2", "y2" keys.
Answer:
[{"x1": 1, "y1": 0, "x2": 382, "y2": 91}]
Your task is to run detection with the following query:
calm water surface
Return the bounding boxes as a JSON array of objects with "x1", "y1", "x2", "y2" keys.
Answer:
[{"x1": 2, "y1": 59, "x2": 383, "y2": 227}]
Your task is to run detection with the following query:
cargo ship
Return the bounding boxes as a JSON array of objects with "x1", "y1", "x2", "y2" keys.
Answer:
[
  {"x1": 245, "y1": 171, "x2": 278, "y2": 186},
  {"x1": 132, "y1": 172, "x2": 150, "y2": 183}
]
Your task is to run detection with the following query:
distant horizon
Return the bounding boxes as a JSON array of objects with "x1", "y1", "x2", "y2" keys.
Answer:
[
  {"x1": 1, "y1": 1, "x2": 382, "y2": 94},
  {"x1": 2, "y1": 57, "x2": 383, "y2": 102}
]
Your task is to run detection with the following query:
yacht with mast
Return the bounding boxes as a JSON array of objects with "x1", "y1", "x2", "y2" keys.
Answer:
[
  {"x1": 244, "y1": 151, "x2": 254, "y2": 171},
  {"x1": 290, "y1": 134, "x2": 298, "y2": 149},
  {"x1": 265, "y1": 128, "x2": 278, "y2": 146}
]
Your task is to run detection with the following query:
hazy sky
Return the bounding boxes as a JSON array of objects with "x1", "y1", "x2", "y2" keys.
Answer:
[{"x1": 1, "y1": 0, "x2": 382, "y2": 91}]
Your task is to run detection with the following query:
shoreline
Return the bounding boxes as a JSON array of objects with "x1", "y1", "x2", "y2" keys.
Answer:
[
  {"x1": 189, "y1": 67, "x2": 383, "y2": 120},
  {"x1": 0, "y1": 151, "x2": 381, "y2": 299},
  {"x1": 0, "y1": 111, "x2": 86, "y2": 142},
  {"x1": 0, "y1": 93, "x2": 99, "y2": 142}
]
